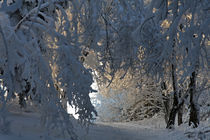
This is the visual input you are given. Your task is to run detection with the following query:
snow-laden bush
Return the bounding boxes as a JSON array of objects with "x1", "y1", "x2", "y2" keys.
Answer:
[
  {"x1": 96, "y1": 87, "x2": 164, "y2": 122},
  {"x1": 95, "y1": 73, "x2": 164, "y2": 122}
]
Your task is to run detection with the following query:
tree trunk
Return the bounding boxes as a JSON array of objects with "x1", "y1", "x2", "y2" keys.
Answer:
[
  {"x1": 178, "y1": 105, "x2": 183, "y2": 125},
  {"x1": 161, "y1": 82, "x2": 170, "y2": 124},
  {"x1": 189, "y1": 71, "x2": 199, "y2": 128},
  {"x1": 163, "y1": 96, "x2": 170, "y2": 124},
  {"x1": 178, "y1": 91, "x2": 183, "y2": 125},
  {"x1": 18, "y1": 93, "x2": 26, "y2": 108},
  {"x1": 166, "y1": 64, "x2": 178, "y2": 129},
  {"x1": 166, "y1": 38, "x2": 180, "y2": 128}
]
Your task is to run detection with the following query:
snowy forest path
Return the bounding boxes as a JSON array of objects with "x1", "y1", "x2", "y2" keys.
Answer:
[
  {"x1": 82, "y1": 122, "x2": 159, "y2": 140},
  {"x1": 80, "y1": 121, "x2": 183, "y2": 140},
  {"x1": 0, "y1": 111, "x2": 186, "y2": 140}
]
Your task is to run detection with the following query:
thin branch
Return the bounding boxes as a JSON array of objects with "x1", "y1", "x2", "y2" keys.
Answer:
[{"x1": 15, "y1": 1, "x2": 50, "y2": 31}]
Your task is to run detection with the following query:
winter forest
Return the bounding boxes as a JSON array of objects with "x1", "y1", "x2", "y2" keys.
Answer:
[{"x1": 0, "y1": 0, "x2": 209, "y2": 140}]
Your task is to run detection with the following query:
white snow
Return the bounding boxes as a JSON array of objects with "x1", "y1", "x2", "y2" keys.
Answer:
[
  {"x1": 0, "y1": 110, "x2": 192, "y2": 140},
  {"x1": 1, "y1": 101, "x2": 210, "y2": 140}
]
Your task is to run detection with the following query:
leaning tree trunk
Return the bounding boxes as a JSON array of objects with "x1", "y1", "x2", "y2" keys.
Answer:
[{"x1": 189, "y1": 71, "x2": 199, "y2": 128}]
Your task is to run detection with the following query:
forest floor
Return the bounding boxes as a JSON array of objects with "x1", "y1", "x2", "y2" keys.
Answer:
[{"x1": 1, "y1": 110, "x2": 209, "y2": 140}]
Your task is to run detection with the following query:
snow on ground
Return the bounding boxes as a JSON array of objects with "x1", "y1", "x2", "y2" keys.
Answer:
[
  {"x1": 2, "y1": 97, "x2": 209, "y2": 140},
  {"x1": 0, "y1": 103, "x2": 209, "y2": 140},
  {"x1": 86, "y1": 122, "x2": 186, "y2": 140},
  {"x1": 0, "y1": 110, "x2": 201, "y2": 140}
]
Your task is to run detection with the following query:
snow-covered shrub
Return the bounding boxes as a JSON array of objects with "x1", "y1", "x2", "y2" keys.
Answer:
[
  {"x1": 95, "y1": 69, "x2": 164, "y2": 122},
  {"x1": 96, "y1": 85, "x2": 164, "y2": 122},
  {"x1": 124, "y1": 81, "x2": 164, "y2": 121}
]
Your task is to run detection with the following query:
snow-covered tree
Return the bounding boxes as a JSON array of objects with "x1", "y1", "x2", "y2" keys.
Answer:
[
  {"x1": 0, "y1": 0, "x2": 97, "y2": 138},
  {"x1": 82, "y1": 0, "x2": 144, "y2": 86},
  {"x1": 134, "y1": 0, "x2": 210, "y2": 128}
]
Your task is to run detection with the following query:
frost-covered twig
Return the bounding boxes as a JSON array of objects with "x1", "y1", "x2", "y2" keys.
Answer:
[{"x1": 15, "y1": 1, "x2": 50, "y2": 30}]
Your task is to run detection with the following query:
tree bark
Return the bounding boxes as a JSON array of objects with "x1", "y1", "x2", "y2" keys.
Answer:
[
  {"x1": 178, "y1": 106, "x2": 183, "y2": 125},
  {"x1": 189, "y1": 71, "x2": 199, "y2": 128},
  {"x1": 178, "y1": 91, "x2": 183, "y2": 125},
  {"x1": 161, "y1": 82, "x2": 170, "y2": 124},
  {"x1": 163, "y1": 96, "x2": 170, "y2": 124},
  {"x1": 161, "y1": 81, "x2": 170, "y2": 124},
  {"x1": 166, "y1": 64, "x2": 178, "y2": 129},
  {"x1": 166, "y1": 38, "x2": 180, "y2": 129}
]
